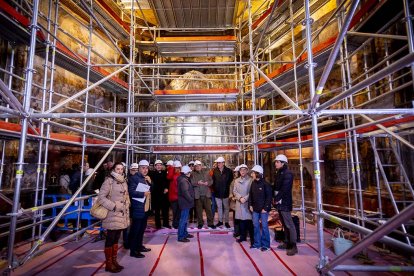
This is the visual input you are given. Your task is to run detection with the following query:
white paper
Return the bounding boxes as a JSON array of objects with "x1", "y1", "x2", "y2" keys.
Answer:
[{"x1": 132, "y1": 182, "x2": 150, "y2": 203}]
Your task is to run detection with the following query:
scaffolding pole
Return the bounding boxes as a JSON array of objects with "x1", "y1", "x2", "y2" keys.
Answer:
[
  {"x1": 403, "y1": 0, "x2": 414, "y2": 89},
  {"x1": 0, "y1": 43, "x2": 15, "y2": 191},
  {"x1": 304, "y1": 0, "x2": 327, "y2": 269},
  {"x1": 248, "y1": 0, "x2": 258, "y2": 163},
  {"x1": 6, "y1": 0, "x2": 40, "y2": 271}
]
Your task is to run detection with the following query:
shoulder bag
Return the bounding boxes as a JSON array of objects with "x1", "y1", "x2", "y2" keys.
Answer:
[{"x1": 90, "y1": 181, "x2": 113, "y2": 219}]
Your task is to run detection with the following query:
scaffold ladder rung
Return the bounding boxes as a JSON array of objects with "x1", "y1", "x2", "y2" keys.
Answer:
[{"x1": 370, "y1": 136, "x2": 414, "y2": 246}]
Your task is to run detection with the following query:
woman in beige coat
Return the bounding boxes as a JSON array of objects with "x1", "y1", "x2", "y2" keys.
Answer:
[
  {"x1": 234, "y1": 164, "x2": 254, "y2": 246},
  {"x1": 98, "y1": 162, "x2": 130, "y2": 273}
]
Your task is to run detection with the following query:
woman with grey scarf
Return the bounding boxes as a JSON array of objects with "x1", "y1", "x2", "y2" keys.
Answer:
[{"x1": 98, "y1": 162, "x2": 130, "y2": 273}]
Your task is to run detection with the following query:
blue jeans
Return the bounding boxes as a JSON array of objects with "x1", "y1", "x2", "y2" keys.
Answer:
[
  {"x1": 178, "y1": 208, "x2": 189, "y2": 240},
  {"x1": 252, "y1": 211, "x2": 270, "y2": 248},
  {"x1": 211, "y1": 193, "x2": 216, "y2": 214}
]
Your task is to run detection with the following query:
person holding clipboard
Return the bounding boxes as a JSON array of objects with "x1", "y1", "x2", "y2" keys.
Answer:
[{"x1": 128, "y1": 159, "x2": 152, "y2": 258}]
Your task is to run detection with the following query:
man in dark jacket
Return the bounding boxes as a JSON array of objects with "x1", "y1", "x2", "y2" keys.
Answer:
[
  {"x1": 149, "y1": 160, "x2": 171, "y2": 229},
  {"x1": 68, "y1": 163, "x2": 81, "y2": 193},
  {"x1": 249, "y1": 165, "x2": 272, "y2": 251},
  {"x1": 212, "y1": 157, "x2": 233, "y2": 228},
  {"x1": 177, "y1": 166, "x2": 195, "y2": 242},
  {"x1": 274, "y1": 154, "x2": 298, "y2": 256},
  {"x1": 128, "y1": 160, "x2": 152, "y2": 258}
]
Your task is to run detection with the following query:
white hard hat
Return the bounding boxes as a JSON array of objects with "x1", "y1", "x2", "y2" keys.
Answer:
[
  {"x1": 188, "y1": 161, "x2": 195, "y2": 165},
  {"x1": 234, "y1": 166, "x2": 240, "y2": 172},
  {"x1": 239, "y1": 164, "x2": 248, "y2": 170},
  {"x1": 85, "y1": 168, "x2": 94, "y2": 176},
  {"x1": 154, "y1": 160, "x2": 163, "y2": 165},
  {"x1": 173, "y1": 160, "x2": 182, "y2": 168},
  {"x1": 251, "y1": 165, "x2": 264, "y2": 174},
  {"x1": 138, "y1": 160, "x2": 150, "y2": 166},
  {"x1": 166, "y1": 160, "x2": 174, "y2": 166},
  {"x1": 181, "y1": 165, "x2": 192, "y2": 174},
  {"x1": 130, "y1": 163, "x2": 139, "y2": 169},
  {"x1": 194, "y1": 160, "x2": 202, "y2": 166},
  {"x1": 215, "y1": 156, "x2": 225, "y2": 163},
  {"x1": 121, "y1": 162, "x2": 126, "y2": 167},
  {"x1": 275, "y1": 154, "x2": 288, "y2": 163}
]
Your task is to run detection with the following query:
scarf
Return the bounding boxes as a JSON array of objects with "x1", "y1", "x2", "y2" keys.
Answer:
[{"x1": 111, "y1": 171, "x2": 126, "y2": 184}]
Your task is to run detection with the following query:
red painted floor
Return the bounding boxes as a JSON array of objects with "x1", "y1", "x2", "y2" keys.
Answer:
[{"x1": 10, "y1": 219, "x2": 411, "y2": 276}]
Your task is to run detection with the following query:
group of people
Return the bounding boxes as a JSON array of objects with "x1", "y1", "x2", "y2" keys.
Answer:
[{"x1": 95, "y1": 154, "x2": 298, "y2": 273}]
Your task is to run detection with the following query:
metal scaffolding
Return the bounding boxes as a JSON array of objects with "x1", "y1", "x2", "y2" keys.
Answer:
[{"x1": 0, "y1": 0, "x2": 413, "y2": 274}]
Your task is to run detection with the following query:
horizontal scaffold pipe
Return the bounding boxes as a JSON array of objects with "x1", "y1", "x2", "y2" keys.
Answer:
[
  {"x1": 93, "y1": 62, "x2": 249, "y2": 68},
  {"x1": 29, "y1": 109, "x2": 414, "y2": 120},
  {"x1": 31, "y1": 110, "x2": 305, "y2": 119},
  {"x1": 333, "y1": 265, "x2": 414, "y2": 272},
  {"x1": 131, "y1": 142, "x2": 246, "y2": 146},
  {"x1": 347, "y1": 31, "x2": 407, "y2": 41},
  {"x1": 320, "y1": 109, "x2": 414, "y2": 115}
]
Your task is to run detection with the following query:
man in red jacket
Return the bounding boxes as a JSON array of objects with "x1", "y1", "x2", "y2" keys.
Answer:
[{"x1": 167, "y1": 160, "x2": 182, "y2": 229}]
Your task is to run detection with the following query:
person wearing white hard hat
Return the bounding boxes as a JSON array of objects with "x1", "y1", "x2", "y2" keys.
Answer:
[
  {"x1": 273, "y1": 154, "x2": 298, "y2": 256},
  {"x1": 212, "y1": 156, "x2": 233, "y2": 228},
  {"x1": 128, "y1": 160, "x2": 152, "y2": 258},
  {"x1": 229, "y1": 166, "x2": 241, "y2": 237},
  {"x1": 234, "y1": 164, "x2": 254, "y2": 245},
  {"x1": 121, "y1": 163, "x2": 139, "y2": 250},
  {"x1": 190, "y1": 160, "x2": 215, "y2": 229},
  {"x1": 167, "y1": 160, "x2": 182, "y2": 229},
  {"x1": 249, "y1": 164, "x2": 272, "y2": 251},
  {"x1": 177, "y1": 166, "x2": 195, "y2": 242},
  {"x1": 149, "y1": 160, "x2": 171, "y2": 229}
]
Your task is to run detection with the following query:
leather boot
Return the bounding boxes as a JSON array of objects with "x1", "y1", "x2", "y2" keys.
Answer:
[
  {"x1": 105, "y1": 247, "x2": 121, "y2": 273},
  {"x1": 112, "y1": 244, "x2": 124, "y2": 270},
  {"x1": 287, "y1": 243, "x2": 298, "y2": 256}
]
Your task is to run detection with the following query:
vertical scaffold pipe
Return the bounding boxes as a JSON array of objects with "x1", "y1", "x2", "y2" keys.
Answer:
[
  {"x1": 7, "y1": 0, "x2": 40, "y2": 271},
  {"x1": 303, "y1": 0, "x2": 326, "y2": 269},
  {"x1": 403, "y1": 0, "x2": 414, "y2": 89},
  {"x1": 248, "y1": 0, "x2": 258, "y2": 164}
]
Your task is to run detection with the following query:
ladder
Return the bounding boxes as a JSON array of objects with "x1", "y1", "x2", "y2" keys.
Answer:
[{"x1": 370, "y1": 136, "x2": 414, "y2": 245}]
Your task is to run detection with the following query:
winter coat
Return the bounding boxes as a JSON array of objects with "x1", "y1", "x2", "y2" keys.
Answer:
[
  {"x1": 149, "y1": 169, "x2": 169, "y2": 206},
  {"x1": 274, "y1": 166, "x2": 294, "y2": 212},
  {"x1": 167, "y1": 166, "x2": 180, "y2": 202},
  {"x1": 178, "y1": 174, "x2": 195, "y2": 210},
  {"x1": 190, "y1": 169, "x2": 213, "y2": 199},
  {"x1": 212, "y1": 166, "x2": 234, "y2": 199},
  {"x1": 249, "y1": 178, "x2": 272, "y2": 213},
  {"x1": 128, "y1": 172, "x2": 151, "y2": 219},
  {"x1": 98, "y1": 174, "x2": 130, "y2": 230},
  {"x1": 234, "y1": 176, "x2": 253, "y2": 220}
]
